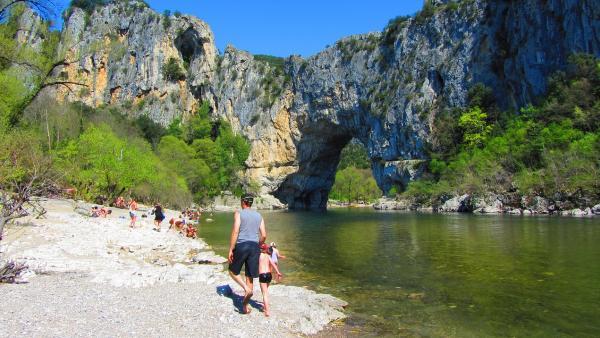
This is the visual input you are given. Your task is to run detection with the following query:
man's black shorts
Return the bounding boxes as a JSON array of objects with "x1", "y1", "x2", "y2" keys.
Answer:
[{"x1": 228, "y1": 241, "x2": 259, "y2": 278}]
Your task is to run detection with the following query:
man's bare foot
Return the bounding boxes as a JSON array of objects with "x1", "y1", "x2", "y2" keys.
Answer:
[
  {"x1": 264, "y1": 310, "x2": 270, "y2": 317},
  {"x1": 242, "y1": 289, "x2": 253, "y2": 314}
]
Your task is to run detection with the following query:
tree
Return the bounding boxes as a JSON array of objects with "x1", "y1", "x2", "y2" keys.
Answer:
[
  {"x1": 183, "y1": 102, "x2": 212, "y2": 143},
  {"x1": 458, "y1": 106, "x2": 492, "y2": 149},
  {"x1": 330, "y1": 167, "x2": 381, "y2": 203},
  {"x1": 55, "y1": 124, "x2": 155, "y2": 200},
  {"x1": 135, "y1": 115, "x2": 165, "y2": 148},
  {"x1": 0, "y1": 3, "x2": 87, "y2": 130},
  {"x1": 338, "y1": 142, "x2": 370, "y2": 170},
  {"x1": 0, "y1": 130, "x2": 58, "y2": 241},
  {"x1": 162, "y1": 57, "x2": 186, "y2": 82}
]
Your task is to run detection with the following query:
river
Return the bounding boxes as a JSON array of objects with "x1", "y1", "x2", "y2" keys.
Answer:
[{"x1": 199, "y1": 209, "x2": 600, "y2": 337}]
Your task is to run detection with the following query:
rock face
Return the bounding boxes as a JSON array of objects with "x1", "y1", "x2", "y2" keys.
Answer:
[
  {"x1": 54, "y1": 2, "x2": 217, "y2": 125},
  {"x1": 36, "y1": 0, "x2": 600, "y2": 210}
]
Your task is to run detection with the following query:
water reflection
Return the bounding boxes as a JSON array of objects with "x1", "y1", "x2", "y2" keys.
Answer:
[{"x1": 199, "y1": 209, "x2": 600, "y2": 336}]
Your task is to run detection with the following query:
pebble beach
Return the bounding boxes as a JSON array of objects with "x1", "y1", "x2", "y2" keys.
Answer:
[{"x1": 0, "y1": 199, "x2": 346, "y2": 337}]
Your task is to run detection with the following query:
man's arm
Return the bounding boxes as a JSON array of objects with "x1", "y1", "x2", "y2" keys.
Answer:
[
  {"x1": 228, "y1": 211, "x2": 241, "y2": 263},
  {"x1": 258, "y1": 218, "x2": 267, "y2": 244}
]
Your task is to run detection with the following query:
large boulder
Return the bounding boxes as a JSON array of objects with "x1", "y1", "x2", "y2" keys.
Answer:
[
  {"x1": 473, "y1": 194, "x2": 504, "y2": 214},
  {"x1": 439, "y1": 194, "x2": 472, "y2": 212},
  {"x1": 521, "y1": 196, "x2": 550, "y2": 214}
]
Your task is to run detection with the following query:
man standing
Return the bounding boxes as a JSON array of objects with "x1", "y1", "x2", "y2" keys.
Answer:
[{"x1": 228, "y1": 194, "x2": 266, "y2": 314}]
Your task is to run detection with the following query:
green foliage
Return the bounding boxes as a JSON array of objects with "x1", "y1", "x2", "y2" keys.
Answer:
[
  {"x1": 135, "y1": 115, "x2": 165, "y2": 148},
  {"x1": 156, "y1": 135, "x2": 211, "y2": 201},
  {"x1": 331, "y1": 142, "x2": 380, "y2": 202},
  {"x1": 166, "y1": 117, "x2": 183, "y2": 138},
  {"x1": 157, "y1": 101, "x2": 250, "y2": 200},
  {"x1": 458, "y1": 106, "x2": 492, "y2": 149},
  {"x1": 162, "y1": 57, "x2": 186, "y2": 82},
  {"x1": 338, "y1": 142, "x2": 370, "y2": 170},
  {"x1": 183, "y1": 102, "x2": 212, "y2": 143},
  {"x1": 253, "y1": 54, "x2": 285, "y2": 72},
  {"x1": 382, "y1": 15, "x2": 410, "y2": 47},
  {"x1": 0, "y1": 4, "x2": 61, "y2": 130},
  {"x1": 68, "y1": 0, "x2": 109, "y2": 16},
  {"x1": 415, "y1": 0, "x2": 436, "y2": 25},
  {"x1": 162, "y1": 10, "x2": 171, "y2": 30},
  {"x1": 406, "y1": 54, "x2": 600, "y2": 204},
  {"x1": 330, "y1": 167, "x2": 381, "y2": 203},
  {"x1": 54, "y1": 124, "x2": 190, "y2": 206},
  {"x1": 108, "y1": 40, "x2": 127, "y2": 63},
  {"x1": 0, "y1": 71, "x2": 27, "y2": 130},
  {"x1": 0, "y1": 129, "x2": 53, "y2": 189}
]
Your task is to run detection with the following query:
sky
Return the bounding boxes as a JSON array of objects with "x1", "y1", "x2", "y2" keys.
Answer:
[{"x1": 53, "y1": 1, "x2": 424, "y2": 57}]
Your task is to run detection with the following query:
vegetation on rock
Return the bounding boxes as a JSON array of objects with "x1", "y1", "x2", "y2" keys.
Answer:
[
  {"x1": 162, "y1": 57, "x2": 186, "y2": 81},
  {"x1": 400, "y1": 54, "x2": 600, "y2": 207}
]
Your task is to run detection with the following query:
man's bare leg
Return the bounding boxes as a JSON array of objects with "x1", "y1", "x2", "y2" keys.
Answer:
[
  {"x1": 229, "y1": 271, "x2": 252, "y2": 313},
  {"x1": 243, "y1": 275, "x2": 254, "y2": 314}
]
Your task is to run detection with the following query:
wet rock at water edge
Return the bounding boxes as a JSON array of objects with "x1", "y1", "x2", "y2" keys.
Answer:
[{"x1": 439, "y1": 194, "x2": 472, "y2": 213}]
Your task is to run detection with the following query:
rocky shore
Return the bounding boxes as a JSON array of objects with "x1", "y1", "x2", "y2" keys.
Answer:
[
  {"x1": 0, "y1": 199, "x2": 346, "y2": 337},
  {"x1": 374, "y1": 194, "x2": 600, "y2": 216}
]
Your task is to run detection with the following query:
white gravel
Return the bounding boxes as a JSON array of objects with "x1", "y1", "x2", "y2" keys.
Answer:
[{"x1": 0, "y1": 199, "x2": 347, "y2": 337}]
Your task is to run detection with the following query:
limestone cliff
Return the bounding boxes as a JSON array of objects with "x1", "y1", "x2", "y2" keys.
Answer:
[
  {"x1": 53, "y1": 1, "x2": 217, "y2": 125},
  {"x1": 32, "y1": 0, "x2": 599, "y2": 209}
]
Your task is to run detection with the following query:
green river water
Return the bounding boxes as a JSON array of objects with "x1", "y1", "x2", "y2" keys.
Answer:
[{"x1": 198, "y1": 209, "x2": 600, "y2": 337}]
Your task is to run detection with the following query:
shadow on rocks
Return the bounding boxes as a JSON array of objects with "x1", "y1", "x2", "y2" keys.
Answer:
[{"x1": 216, "y1": 284, "x2": 262, "y2": 314}]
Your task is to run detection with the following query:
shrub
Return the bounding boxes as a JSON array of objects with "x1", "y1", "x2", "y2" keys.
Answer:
[
  {"x1": 415, "y1": 0, "x2": 436, "y2": 25},
  {"x1": 162, "y1": 10, "x2": 171, "y2": 30},
  {"x1": 162, "y1": 57, "x2": 186, "y2": 81}
]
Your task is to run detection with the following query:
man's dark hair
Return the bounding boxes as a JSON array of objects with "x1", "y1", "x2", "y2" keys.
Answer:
[{"x1": 241, "y1": 194, "x2": 254, "y2": 207}]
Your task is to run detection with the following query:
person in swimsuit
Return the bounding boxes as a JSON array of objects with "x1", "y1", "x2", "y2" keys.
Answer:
[
  {"x1": 228, "y1": 194, "x2": 266, "y2": 314},
  {"x1": 98, "y1": 207, "x2": 112, "y2": 218},
  {"x1": 269, "y1": 242, "x2": 286, "y2": 282},
  {"x1": 258, "y1": 243, "x2": 282, "y2": 317},
  {"x1": 128, "y1": 199, "x2": 138, "y2": 228}
]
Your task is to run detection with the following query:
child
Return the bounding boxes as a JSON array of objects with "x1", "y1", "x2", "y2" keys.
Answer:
[
  {"x1": 269, "y1": 242, "x2": 286, "y2": 282},
  {"x1": 128, "y1": 199, "x2": 138, "y2": 228},
  {"x1": 258, "y1": 243, "x2": 282, "y2": 317}
]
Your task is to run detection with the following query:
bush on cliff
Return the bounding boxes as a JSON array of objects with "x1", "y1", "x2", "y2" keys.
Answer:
[{"x1": 162, "y1": 57, "x2": 186, "y2": 82}]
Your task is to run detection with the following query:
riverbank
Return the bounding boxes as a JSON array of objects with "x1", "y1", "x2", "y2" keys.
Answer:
[
  {"x1": 0, "y1": 198, "x2": 346, "y2": 337},
  {"x1": 374, "y1": 194, "x2": 600, "y2": 216}
]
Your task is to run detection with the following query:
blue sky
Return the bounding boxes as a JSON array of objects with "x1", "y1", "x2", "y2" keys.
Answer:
[{"x1": 53, "y1": 1, "x2": 423, "y2": 57}]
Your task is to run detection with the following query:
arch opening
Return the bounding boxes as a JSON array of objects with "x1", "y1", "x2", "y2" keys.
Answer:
[{"x1": 273, "y1": 123, "x2": 388, "y2": 210}]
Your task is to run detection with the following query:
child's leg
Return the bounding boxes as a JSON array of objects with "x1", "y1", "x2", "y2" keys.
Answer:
[{"x1": 260, "y1": 282, "x2": 270, "y2": 316}]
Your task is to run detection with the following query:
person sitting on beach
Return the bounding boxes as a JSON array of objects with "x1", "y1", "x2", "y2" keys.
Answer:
[
  {"x1": 168, "y1": 216, "x2": 186, "y2": 233},
  {"x1": 185, "y1": 223, "x2": 197, "y2": 239},
  {"x1": 128, "y1": 199, "x2": 138, "y2": 228},
  {"x1": 115, "y1": 196, "x2": 125, "y2": 208},
  {"x1": 258, "y1": 242, "x2": 282, "y2": 317},
  {"x1": 98, "y1": 207, "x2": 112, "y2": 218},
  {"x1": 91, "y1": 206, "x2": 100, "y2": 217}
]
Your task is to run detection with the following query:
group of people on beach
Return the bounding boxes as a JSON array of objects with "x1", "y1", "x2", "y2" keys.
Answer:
[
  {"x1": 94, "y1": 193, "x2": 288, "y2": 316},
  {"x1": 91, "y1": 197, "x2": 198, "y2": 238},
  {"x1": 227, "y1": 194, "x2": 286, "y2": 317}
]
